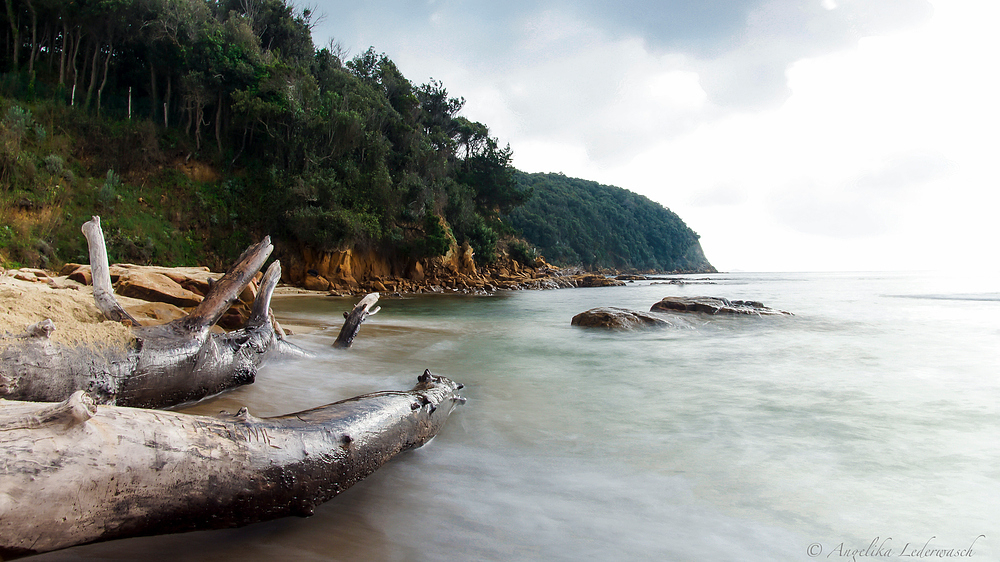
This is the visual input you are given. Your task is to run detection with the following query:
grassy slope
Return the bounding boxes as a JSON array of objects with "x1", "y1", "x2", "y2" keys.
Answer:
[{"x1": 1, "y1": 98, "x2": 255, "y2": 271}]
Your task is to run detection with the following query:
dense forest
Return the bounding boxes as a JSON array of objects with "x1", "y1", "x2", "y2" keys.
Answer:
[
  {"x1": 509, "y1": 172, "x2": 714, "y2": 272},
  {"x1": 0, "y1": 0, "x2": 527, "y2": 269},
  {"x1": 0, "y1": 0, "x2": 711, "y2": 274}
]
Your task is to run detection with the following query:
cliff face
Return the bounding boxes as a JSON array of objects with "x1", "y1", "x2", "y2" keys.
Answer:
[
  {"x1": 278, "y1": 240, "x2": 634, "y2": 295},
  {"x1": 280, "y1": 242, "x2": 482, "y2": 294}
]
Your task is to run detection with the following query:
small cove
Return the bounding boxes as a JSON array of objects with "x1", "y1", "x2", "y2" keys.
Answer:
[{"x1": 39, "y1": 271, "x2": 999, "y2": 561}]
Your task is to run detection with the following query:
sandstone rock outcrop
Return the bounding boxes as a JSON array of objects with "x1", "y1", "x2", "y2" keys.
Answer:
[
  {"x1": 54, "y1": 263, "x2": 261, "y2": 329},
  {"x1": 277, "y1": 240, "x2": 642, "y2": 295},
  {"x1": 115, "y1": 270, "x2": 204, "y2": 308}
]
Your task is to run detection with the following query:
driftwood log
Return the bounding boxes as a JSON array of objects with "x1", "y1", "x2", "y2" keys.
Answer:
[
  {"x1": 0, "y1": 217, "x2": 303, "y2": 408},
  {"x1": 0, "y1": 370, "x2": 465, "y2": 558},
  {"x1": 334, "y1": 292, "x2": 380, "y2": 348}
]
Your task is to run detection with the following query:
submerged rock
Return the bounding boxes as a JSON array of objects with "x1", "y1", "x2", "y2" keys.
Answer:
[
  {"x1": 571, "y1": 307, "x2": 673, "y2": 329},
  {"x1": 651, "y1": 296, "x2": 791, "y2": 316}
]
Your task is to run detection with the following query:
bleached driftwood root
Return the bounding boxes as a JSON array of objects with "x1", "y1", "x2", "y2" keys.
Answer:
[
  {"x1": 0, "y1": 371, "x2": 465, "y2": 558},
  {"x1": 0, "y1": 217, "x2": 304, "y2": 408}
]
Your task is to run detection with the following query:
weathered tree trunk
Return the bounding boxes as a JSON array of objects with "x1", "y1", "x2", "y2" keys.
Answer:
[
  {"x1": 0, "y1": 371, "x2": 465, "y2": 558},
  {"x1": 334, "y1": 292, "x2": 380, "y2": 348},
  {"x1": 0, "y1": 217, "x2": 302, "y2": 409}
]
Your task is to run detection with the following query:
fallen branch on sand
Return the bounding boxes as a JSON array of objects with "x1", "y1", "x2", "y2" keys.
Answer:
[{"x1": 0, "y1": 370, "x2": 465, "y2": 558}]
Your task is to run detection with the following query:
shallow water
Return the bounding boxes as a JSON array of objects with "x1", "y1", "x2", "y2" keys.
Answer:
[{"x1": 39, "y1": 272, "x2": 999, "y2": 561}]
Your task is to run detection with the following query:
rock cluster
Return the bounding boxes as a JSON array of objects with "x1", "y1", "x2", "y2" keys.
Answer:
[
  {"x1": 572, "y1": 296, "x2": 792, "y2": 330},
  {"x1": 650, "y1": 296, "x2": 791, "y2": 316}
]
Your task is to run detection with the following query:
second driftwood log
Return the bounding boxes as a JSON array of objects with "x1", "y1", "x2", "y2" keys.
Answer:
[{"x1": 0, "y1": 370, "x2": 465, "y2": 558}]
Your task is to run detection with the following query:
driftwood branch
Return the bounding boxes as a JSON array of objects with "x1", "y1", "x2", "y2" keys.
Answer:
[
  {"x1": 0, "y1": 371, "x2": 465, "y2": 558},
  {"x1": 333, "y1": 292, "x2": 380, "y2": 348},
  {"x1": 81, "y1": 216, "x2": 140, "y2": 326},
  {"x1": 1, "y1": 217, "x2": 301, "y2": 408},
  {"x1": 182, "y1": 235, "x2": 273, "y2": 331}
]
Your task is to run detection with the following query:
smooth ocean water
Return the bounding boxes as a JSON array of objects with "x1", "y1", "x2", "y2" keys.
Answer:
[{"x1": 40, "y1": 272, "x2": 999, "y2": 561}]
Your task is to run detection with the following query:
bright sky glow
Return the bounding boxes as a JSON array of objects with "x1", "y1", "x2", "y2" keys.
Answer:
[{"x1": 314, "y1": 0, "x2": 999, "y2": 272}]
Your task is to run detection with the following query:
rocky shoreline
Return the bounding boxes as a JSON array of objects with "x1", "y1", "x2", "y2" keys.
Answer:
[
  {"x1": 279, "y1": 243, "x2": 635, "y2": 296},
  {"x1": 1, "y1": 253, "x2": 718, "y2": 335}
]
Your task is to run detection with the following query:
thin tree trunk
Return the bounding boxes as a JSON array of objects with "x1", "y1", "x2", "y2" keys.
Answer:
[
  {"x1": 58, "y1": 20, "x2": 67, "y2": 85},
  {"x1": 194, "y1": 100, "x2": 204, "y2": 150},
  {"x1": 43, "y1": 20, "x2": 53, "y2": 68},
  {"x1": 4, "y1": 0, "x2": 18, "y2": 71},
  {"x1": 215, "y1": 90, "x2": 223, "y2": 154},
  {"x1": 84, "y1": 39, "x2": 100, "y2": 109},
  {"x1": 69, "y1": 27, "x2": 82, "y2": 99},
  {"x1": 149, "y1": 62, "x2": 158, "y2": 121},
  {"x1": 26, "y1": 2, "x2": 36, "y2": 74},
  {"x1": 97, "y1": 43, "x2": 112, "y2": 114},
  {"x1": 165, "y1": 73, "x2": 172, "y2": 127}
]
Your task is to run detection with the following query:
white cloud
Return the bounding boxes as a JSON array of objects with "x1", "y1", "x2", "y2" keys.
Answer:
[
  {"x1": 312, "y1": 0, "x2": 998, "y2": 272},
  {"x1": 580, "y1": 0, "x2": 1000, "y2": 271}
]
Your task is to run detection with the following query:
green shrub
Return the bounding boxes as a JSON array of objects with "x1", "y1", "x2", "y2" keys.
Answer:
[
  {"x1": 419, "y1": 212, "x2": 452, "y2": 257},
  {"x1": 508, "y1": 239, "x2": 538, "y2": 266},
  {"x1": 3, "y1": 105, "x2": 34, "y2": 138},
  {"x1": 97, "y1": 169, "x2": 121, "y2": 207},
  {"x1": 43, "y1": 154, "x2": 64, "y2": 175}
]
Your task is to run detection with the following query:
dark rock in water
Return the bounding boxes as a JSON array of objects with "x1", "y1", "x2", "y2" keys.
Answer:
[
  {"x1": 572, "y1": 307, "x2": 673, "y2": 329},
  {"x1": 650, "y1": 278, "x2": 717, "y2": 286},
  {"x1": 574, "y1": 275, "x2": 627, "y2": 288},
  {"x1": 651, "y1": 296, "x2": 791, "y2": 316}
]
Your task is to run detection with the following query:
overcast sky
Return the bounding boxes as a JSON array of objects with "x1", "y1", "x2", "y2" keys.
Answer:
[{"x1": 310, "y1": 0, "x2": 998, "y2": 272}]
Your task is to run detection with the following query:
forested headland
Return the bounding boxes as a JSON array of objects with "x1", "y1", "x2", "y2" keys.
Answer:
[
  {"x1": 509, "y1": 172, "x2": 714, "y2": 272},
  {"x1": 0, "y1": 0, "x2": 713, "y2": 280}
]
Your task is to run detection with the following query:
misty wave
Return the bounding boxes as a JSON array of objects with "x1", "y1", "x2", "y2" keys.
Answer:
[{"x1": 885, "y1": 293, "x2": 1000, "y2": 302}]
